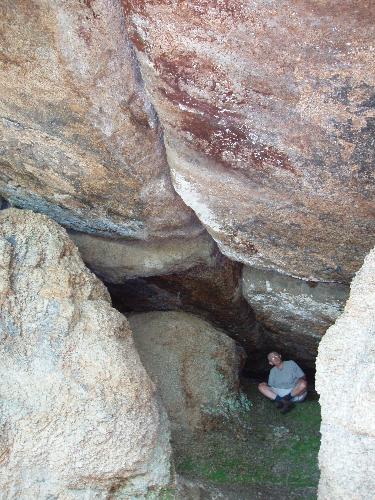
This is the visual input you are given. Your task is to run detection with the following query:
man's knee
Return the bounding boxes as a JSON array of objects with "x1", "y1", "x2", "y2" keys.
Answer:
[{"x1": 299, "y1": 379, "x2": 307, "y2": 390}]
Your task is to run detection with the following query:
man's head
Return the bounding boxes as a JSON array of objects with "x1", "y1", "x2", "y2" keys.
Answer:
[{"x1": 267, "y1": 351, "x2": 282, "y2": 366}]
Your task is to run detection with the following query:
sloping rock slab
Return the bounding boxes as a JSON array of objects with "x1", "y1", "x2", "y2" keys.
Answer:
[
  {"x1": 70, "y1": 229, "x2": 216, "y2": 282},
  {"x1": 0, "y1": 209, "x2": 171, "y2": 499},
  {"x1": 242, "y1": 266, "x2": 349, "y2": 366}
]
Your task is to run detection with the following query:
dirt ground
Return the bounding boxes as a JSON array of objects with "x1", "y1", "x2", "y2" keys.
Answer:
[{"x1": 172, "y1": 377, "x2": 320, "y2": 499}]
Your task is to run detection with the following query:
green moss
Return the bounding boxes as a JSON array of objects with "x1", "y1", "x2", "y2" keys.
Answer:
[
  {"x1": 175, "y1": 381, "x2": 321, "y2": 495},
  {"x1": 178, "y1": 457, "x2": 195, "y2": 472},
  {"x1": 145, "y1": 486, "x2": 176, "y2": 500}
]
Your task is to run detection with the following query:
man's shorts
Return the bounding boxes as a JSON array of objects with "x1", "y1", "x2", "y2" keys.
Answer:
[{"x1": 271, "y1": 387, "x2": 307, "y2": 402}]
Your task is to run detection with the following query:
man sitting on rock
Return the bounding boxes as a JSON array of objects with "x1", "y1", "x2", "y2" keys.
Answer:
[{"x1": 258, "y1": 352, "x2": 307, "y2": 413}]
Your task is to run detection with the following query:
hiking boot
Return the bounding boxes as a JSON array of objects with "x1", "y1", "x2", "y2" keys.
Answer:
[
  {"x1": 275, "y1": 400, "x2": 284, "y2": 409},
  {"x1": 280, "y1": 398, "x2": 294, "y2": 414}
]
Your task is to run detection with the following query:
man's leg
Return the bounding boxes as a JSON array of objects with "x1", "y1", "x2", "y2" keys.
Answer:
[
  {"x1": 258, "y1": 382, "x2": 278, "y2": 400},
  {"x1": 291, "y1": 378, "x2": 308, "y2": 399},
  {"x1": 258, "y1": 383, "x2": 291, "y2": 411}
]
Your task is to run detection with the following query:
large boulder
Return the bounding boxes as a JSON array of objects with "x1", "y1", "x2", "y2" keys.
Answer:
[
  {"x1": 242, "y1": 266, "x2": 349, "y2": 366},
  {"x1": 0, "y1": 209, "x2": 171, "y2": 498},
  {"x1": 124, "y1": 0, "x2": 375, "y2": 283},
  {"x1": 316, "y1": 248, "x2": 375, "y2": 499},
  {"x1": 0, "y1": 0, "x2": 201, "y2": 240},
  {"x1": 128, "y1": 311, "x2": 244, "y2": 431}
]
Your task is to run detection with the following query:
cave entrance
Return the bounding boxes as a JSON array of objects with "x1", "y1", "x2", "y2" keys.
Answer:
[
  {"x1": 107, "y1": 276, "x2": 320, "y2": 401},
  {"x1": 107, "y1": 277, "x2": 322, "y2": 498}
]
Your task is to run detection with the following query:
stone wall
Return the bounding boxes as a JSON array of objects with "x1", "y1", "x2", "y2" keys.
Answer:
[{"x1": 243, "y1": 267, "x2": 349, "y2": 366}]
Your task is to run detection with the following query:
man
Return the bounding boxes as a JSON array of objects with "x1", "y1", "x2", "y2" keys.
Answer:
[{"x1": 258, "y1": 352, "x2": 307, "y2": 413}]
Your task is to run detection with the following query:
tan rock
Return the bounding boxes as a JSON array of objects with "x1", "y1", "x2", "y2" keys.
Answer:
[
  {"x1": 124, "y1": 0, "x2": 375, "y2": 282},
  {"x1": 316, "y1": 248, "x2": 375, "y2": 499},
  {"x1": 69, "y1": 229, "x2": 216, "y2": 282},
  {"x1": 128, "y1": 311, "x2": 243, "y2": 431},
  {"x1": 0, "y1": 0, "x2": 201, "y2": 240},
  {"x1": 0, "y1": 209, "x2": 171, "y2": 498}
]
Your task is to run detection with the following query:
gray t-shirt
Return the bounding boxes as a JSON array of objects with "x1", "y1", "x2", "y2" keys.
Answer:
[{"x1": 268, "y1": 360, "x2": 305, "y2": 389}]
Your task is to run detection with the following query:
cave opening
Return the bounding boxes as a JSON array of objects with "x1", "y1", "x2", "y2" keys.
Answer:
[
  {"x1": 103, "y1": 256, "x2": 324, "y2": 498},
  {"x1": 105, "y1": 268, "x2": 324, "y2": 387}
]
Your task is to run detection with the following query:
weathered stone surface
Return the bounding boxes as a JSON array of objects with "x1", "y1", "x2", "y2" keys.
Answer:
[
  {"x1": 129, "y1": 311, "x2": 242, "y2": 431},
  {"x1": 0, "y1": 209, "x2": 171, "y2": 498},
  {"x1": 124, "y1": 0, "x2": 375, "y2": 282},
  {"x1": 316, "y1": 248, "x2": 375, "y2": 499},
  {"x1": 70, "y1": 229, "x2": 216, "y2": 281},
  {"x1": 0, "y1": 0, "x2": 201, "y2": 240},
  {"x1": 242, "y1": 266, "x2": 349, "y2": 366}
]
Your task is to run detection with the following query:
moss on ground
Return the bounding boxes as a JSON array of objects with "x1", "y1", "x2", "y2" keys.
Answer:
[{"x1": 173, "y1": 379, "x2": 320, "y2": 498}]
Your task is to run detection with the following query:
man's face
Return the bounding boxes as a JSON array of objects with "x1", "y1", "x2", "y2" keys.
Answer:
[{"x1": 268, "y1": 352, "x2": 282, "y2": 366}]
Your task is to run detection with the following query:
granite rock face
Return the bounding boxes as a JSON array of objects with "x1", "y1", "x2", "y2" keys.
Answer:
[
  {"x1": 124, "y1": 0, "x2": 375, "y2": 283},
  {"x1": 316, "y1": 247, "x2": 375, "y2": 499},
  {"x1": 129, "y1": 311, "x2": 243, "y2": 431},
  {"x1": 242, "y1": 266, "x2": 349, "y2": 366},
  {"x1": 0, "y1": 0, "x2": 201, "y2": 240},
  {"x1": 0, "y1": 209, "x2": 171, "y2": 499}
]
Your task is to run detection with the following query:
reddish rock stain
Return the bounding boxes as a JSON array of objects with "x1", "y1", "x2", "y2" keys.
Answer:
[
  {"x1": 154, "y1": 54, "x2": 234, "y2": 100},
  {"x1": 82, "y1": 0, "x2": 99, "y2": 19},
  {"x1": 153, "y1": 54, "x2": 297, "y2": 176},
  {"x1": 130, "y1": 32, "x2": 147, "y2": 52},
  {"x1": 181, "y1": 113, "x2": 297, "y2": 176},
  {"x1": 0, "y1": 51, "x2": 22, "y2": 67},
  {"x1": 154, "y1": 54, "x2": 241, "y2": 118},
  {"x1": 153, "y1": 53, "x2": 296, "y2": 175},
  {"x1": 159, "y1": 86, "x2": 236, "y2": 119},
  {"x1": 122, "y1": 0, "x2": 149, "y2": 16},
  {"x1": 78, "y1": 26, "x2": 92, "y2": 46},
  {"x1": 123, "y1": 0, "x2": 246, "y2": 22}
]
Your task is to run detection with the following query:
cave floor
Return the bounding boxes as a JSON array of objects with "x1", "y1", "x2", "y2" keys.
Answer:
[{"x1": 173, "y1": 378, "x2": 320, "y2": 499}]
